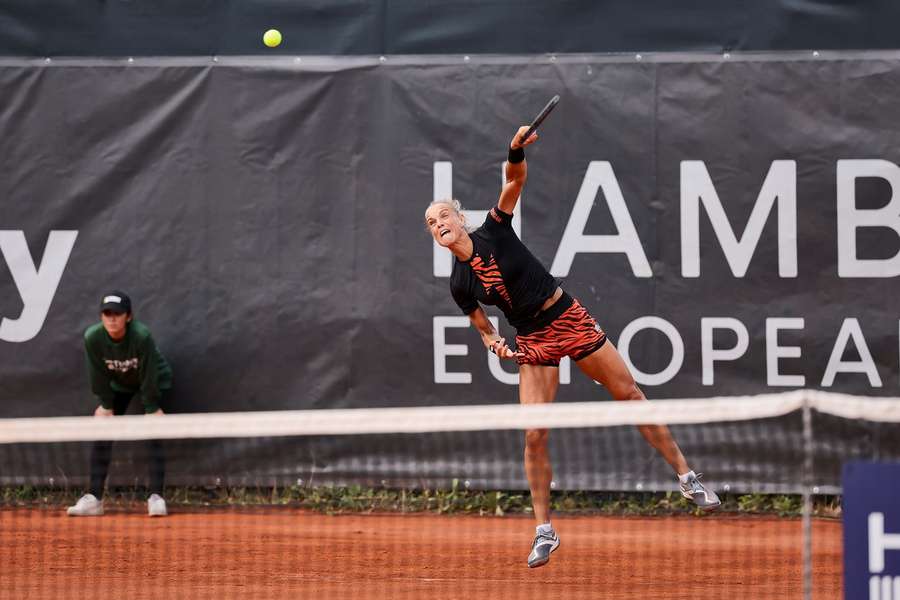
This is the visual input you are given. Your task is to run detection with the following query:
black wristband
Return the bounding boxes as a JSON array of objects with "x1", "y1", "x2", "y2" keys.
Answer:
[{"x1": 507, "y1": 146, "x2": 525, "y2": 164}]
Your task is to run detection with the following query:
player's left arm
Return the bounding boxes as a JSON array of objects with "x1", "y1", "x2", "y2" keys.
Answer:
[
  {"x1": 497, "y1": 125, "x2": 538, "y2": 215},
  {"x1": 137, "y1": 336, "x2": 164, "y2": 414}
]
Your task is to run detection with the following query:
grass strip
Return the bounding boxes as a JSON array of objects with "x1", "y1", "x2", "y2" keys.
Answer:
[{"x1": 2, "y1": 480, "x2": 841, "y2": 518}]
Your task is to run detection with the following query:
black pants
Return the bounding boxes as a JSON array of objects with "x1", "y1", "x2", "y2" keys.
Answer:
[{"x1": 89, "y1": 392, "x2": 166, "y2": 499}]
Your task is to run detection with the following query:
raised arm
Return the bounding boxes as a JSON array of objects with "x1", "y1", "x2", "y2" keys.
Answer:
[
  {"x1": 497, "y1": 125, "x2": 538, "y2": 215},
  {"x1": 468, "y1": 306, "x2": 523, "y2": 360}
]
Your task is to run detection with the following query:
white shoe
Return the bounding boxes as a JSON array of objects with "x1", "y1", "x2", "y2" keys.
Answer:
[
  {"x1": 527, "y1": 529, "x2": 560, "y2": 568},
  {"x1": 679, "y1": 472, "x2": 721, "y2": 511},
  {"x1": 67, "y1": 493, "x2": 104, "y2": 516},
  {"x1": 148, "y1": 493, "x2": 167, "y2": 517}
]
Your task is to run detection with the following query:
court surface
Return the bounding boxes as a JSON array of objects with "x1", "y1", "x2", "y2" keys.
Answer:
[{"x1": 1, "y1": 508, "x2": 842, "y2": 599}]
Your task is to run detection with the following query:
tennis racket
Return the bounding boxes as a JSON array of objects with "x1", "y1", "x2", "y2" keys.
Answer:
[{"x1": 520, "y1": 95, "x2": 560, "y2": 143}]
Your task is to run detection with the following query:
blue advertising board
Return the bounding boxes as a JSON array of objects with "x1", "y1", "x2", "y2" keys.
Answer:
[{"x1": 843, "y1": 462, "x2": 900, "y2": 600}]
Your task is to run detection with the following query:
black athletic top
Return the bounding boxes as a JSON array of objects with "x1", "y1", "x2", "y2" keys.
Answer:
[
  {"x1": 84, "y1": 321, "x2": 173, "y2": 413},
  {"x1": 450, "y1": 206, "x2": 559, "y2": 332}
]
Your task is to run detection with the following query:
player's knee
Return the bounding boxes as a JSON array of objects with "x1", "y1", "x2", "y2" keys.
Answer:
[
  {"x1": 524, "y1": 428, "x2": 548, "y2": 449},
  {"x1": 611, "y1": 380, "x2": 645, "y2": 402}
]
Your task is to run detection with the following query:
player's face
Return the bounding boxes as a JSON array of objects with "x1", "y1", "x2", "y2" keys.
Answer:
[
  {"x1": 425, "y1": 203, "x2": 465, "y2": 248},
  {"x1": 101, "y1": 310, "x2": 131, "y2": 341}
]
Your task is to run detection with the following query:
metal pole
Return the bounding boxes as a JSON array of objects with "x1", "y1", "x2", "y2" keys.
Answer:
[{"x1": 802, "y1": 393, "x2": 813, "y2": 600}]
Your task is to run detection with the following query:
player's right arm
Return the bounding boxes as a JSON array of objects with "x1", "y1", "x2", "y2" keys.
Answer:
[
  {"x1": 497, "y1": 125, "x2": 538, "y2": 215},
  {"x1": 468, "y1": 307, "x2": 522, "y2": 360},
  {"x1": 94, "y1": 405, "x2": 113, "y2": 417},
  {"x1": 84, "y1": 329, "x2": 115, "y2": 414}
]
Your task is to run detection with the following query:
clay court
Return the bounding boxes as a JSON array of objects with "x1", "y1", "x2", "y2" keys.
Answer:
[{"x1": 1, "y1": 508, "x2": 842, "y2": 599}]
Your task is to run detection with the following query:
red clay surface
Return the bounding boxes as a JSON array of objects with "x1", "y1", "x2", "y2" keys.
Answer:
[{"x1": 1, "y1": 508, "x2": 842, "y2": 600}]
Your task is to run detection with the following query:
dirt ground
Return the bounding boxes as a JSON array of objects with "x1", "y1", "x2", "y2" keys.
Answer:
[{"x1": 0, "y1": 508, "x2": 842, "y2": 600}]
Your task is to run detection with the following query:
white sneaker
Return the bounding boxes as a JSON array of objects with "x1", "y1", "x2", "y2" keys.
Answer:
[
  {"x1": 527, "y1": 529, "x2": 560, "y2": 568},
  {"x1": 147, "y1": 493, "x2": 167, "y2": 517},
  {"x1": 679, "y1": 472, "x2": 721, "y2": 511},
  {"x1": 66, "y1": 493, "x2": 104, "y2": 517}
]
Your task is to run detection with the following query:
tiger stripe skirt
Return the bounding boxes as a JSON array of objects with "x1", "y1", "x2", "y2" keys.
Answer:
[{"x1": 515, "y1": 295, "x2": 607, "y2": 366}]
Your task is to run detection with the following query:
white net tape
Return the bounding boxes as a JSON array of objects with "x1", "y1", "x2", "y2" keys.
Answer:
[{"x1": 0, "y1": 389, "x2": 897, "y2": 443}]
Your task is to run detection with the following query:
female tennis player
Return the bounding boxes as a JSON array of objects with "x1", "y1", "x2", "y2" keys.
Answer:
[{"x1": 425, "y1": 126, "x2": 720, "y2": 569}]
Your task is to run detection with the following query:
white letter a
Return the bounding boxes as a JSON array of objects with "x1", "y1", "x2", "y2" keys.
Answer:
[{"x1": 550, "y1": 161, "x2": 651, "y2": 277}]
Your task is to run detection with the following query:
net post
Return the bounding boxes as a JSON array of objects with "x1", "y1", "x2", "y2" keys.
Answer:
[{"x1": 801, "y1": 390, "x2": 814, "y2": 600}]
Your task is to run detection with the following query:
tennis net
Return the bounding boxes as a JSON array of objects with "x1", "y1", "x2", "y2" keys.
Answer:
[{"x1": 1, "y1": 390, "x2": 898, "y2": 599}]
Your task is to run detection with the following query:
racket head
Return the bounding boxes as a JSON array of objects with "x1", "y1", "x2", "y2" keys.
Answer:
[{"x1": 520, "y1": 94, "x2": 560, "y2": 143}]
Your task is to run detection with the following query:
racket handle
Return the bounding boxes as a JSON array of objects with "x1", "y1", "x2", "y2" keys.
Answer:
[{"x1": 520, "y1": 127, "x2": 537, "y2": 144}]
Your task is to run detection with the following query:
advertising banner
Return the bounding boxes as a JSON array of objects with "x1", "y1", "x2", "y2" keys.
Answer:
[{"x1": 2, "y1": 54, "x2": 899, "y2": 490}]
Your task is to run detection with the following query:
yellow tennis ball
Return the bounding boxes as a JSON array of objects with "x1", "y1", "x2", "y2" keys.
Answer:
[{"x1": 263, "y1": 29, "x2": 282, "y2": 48}]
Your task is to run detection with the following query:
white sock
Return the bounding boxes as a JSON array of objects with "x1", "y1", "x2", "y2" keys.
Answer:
[
  {"x1": 536, "y1": 522, "x2": 554, "y2": 535},
  {"x1": 678, "y1": 471, "x2": 695, "y2": 484}
]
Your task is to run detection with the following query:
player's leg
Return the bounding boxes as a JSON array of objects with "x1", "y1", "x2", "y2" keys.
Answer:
[
  {"x1": 68, "y1": 392, "x2": 131, "y2": 516},
  {"x1": 520, "y1": 363, "x2": 558, "y2": 523},
  {"x1": 575, "y1": 341, "x2": 720, "y2": 510},
  {"x1": 519, "y1": 363, "x2": 561, "y2": 567},
  {"x1": 146, "y1": 391, "x2": 168, "y2": 516},
  {"x1": 88, "y1": 439, "x2": 113, "y2": 497},
  {"x1": 146, "y1": 439, "x2": 167, "y2": 516},
  {"x1": 576, "y1": 341, "x2": 689, "y2": 472},
  {"x1": 89, "y1": 393, "x2": 132, "y2": 494}
]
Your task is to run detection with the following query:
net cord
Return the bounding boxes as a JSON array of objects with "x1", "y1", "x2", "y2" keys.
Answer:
[
  {"x1": 0, "y1": 391, "x2": 812, "y2": 443},
  {"x1": 0, "y1": 390, "x2": 898, "y2": 444}
]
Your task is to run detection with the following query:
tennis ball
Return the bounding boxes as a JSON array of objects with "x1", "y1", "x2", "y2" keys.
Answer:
[{"x1": 263, "y1": 29, "x2": 282, "y2": 48}]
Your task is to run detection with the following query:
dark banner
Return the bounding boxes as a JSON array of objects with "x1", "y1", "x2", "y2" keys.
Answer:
[
  {"x1": 2, "y1": 54, "x2": 899, "y2": 492},
  {"x1": 3, "y1": 1, "x2": 900, "y2": 56}
]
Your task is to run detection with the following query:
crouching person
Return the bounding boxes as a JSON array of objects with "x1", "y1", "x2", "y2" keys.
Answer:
[{"x1": 67, "y1": 291, "x2": 173, "y2": 517}]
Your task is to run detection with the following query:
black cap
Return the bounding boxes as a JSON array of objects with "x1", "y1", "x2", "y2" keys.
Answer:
[{"x1": 100, "y1": 291, "x2": 132, "y2": 314}]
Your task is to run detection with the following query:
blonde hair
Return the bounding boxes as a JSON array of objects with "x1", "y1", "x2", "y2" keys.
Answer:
[{"x1": 425, "y1": 198, "x2": 475, "y2": 233}]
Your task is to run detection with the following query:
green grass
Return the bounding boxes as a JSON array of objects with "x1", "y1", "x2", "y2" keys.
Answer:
[{"x1": 0, "y1": 480, "x2": 842, "y2": 519}]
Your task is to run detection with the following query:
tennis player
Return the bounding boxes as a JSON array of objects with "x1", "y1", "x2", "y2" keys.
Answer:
[
  {"x1": 66, "y1": 291, "x2": 172, "y2": 517},
  {"x1": 425, "y1": 126, "x2": 720, "y2": 568}
]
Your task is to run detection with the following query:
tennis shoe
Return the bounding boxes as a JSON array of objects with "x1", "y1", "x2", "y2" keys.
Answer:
[
  {"x1": 527, "y1": 529, "x2": 560, "y2": 568},
  {"x1": 147, "y1": 493, "x2": 167, "y2": 517},
  {"x1": 679, "y1": 472, "x2": 720, "y2": 511},
  {"x1": 67, "y1": 493, "x2": 104, "y2": 517}
]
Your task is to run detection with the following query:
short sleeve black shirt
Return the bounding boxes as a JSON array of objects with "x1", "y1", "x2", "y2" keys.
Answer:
[{"x1": 450, "y1": 207, "x2": 559, "y2": 331}]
